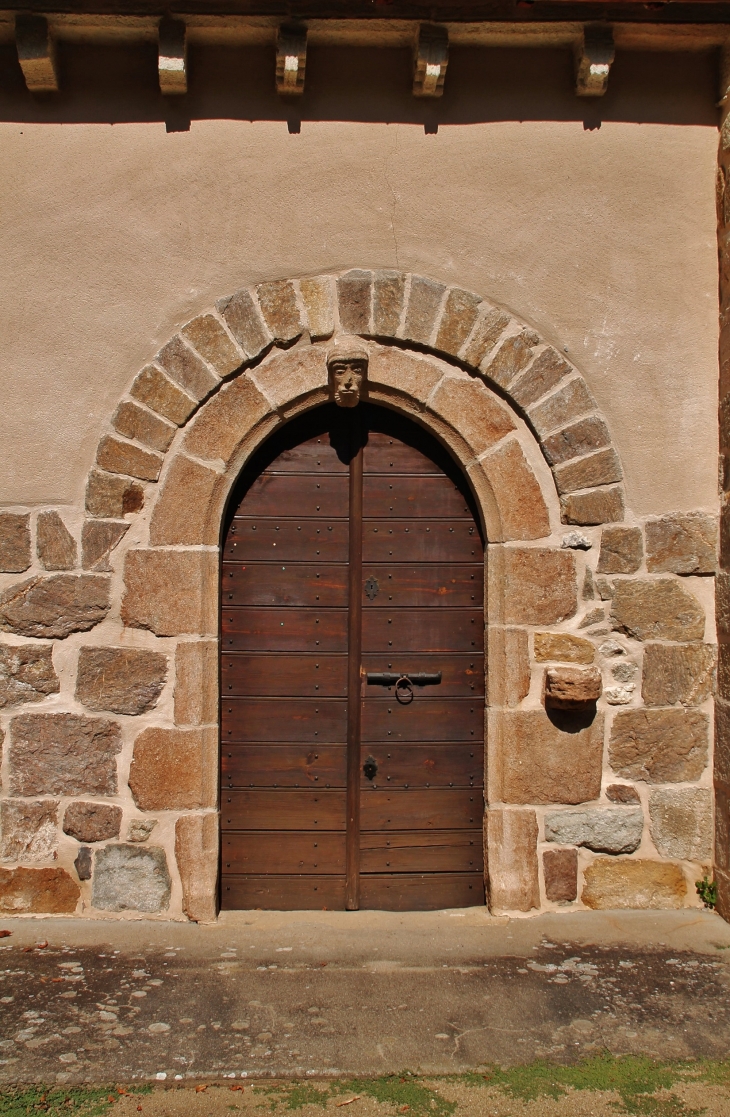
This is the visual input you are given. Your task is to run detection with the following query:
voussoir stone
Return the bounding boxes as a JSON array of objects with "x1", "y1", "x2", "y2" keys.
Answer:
[
  {"x1": 122, "y1": 549, "x2": 217, "y2": 637},
  {"x1": 544, "y1": 808, "x2": 644, "y2": 853},
  {"x1": 434, "y1": 288, "x2": 482, "y2": 357},
  {"x1": 9, "y1": 712, "x2": 122, "y2": 796},
  {"x1": 129, "y1": 727, "x2": 217, "y2": 810},
  {"x1": 482, "y1": 331, "x2": 539, "y2": 388},
  {"x1": 156, "y1": 335, "x2": 219, "y2": 401},
  {"x1": 645, "y1": 512, "x2": 718, "y2": 575},
  {"x1": 461, "y1": 307, "x2": 510, "y2": 367},
  {"x1": 641, "y1": 642, "x2": 716, "y2": 707},
  {"x1": 582, "y1": 858, "x2": 686, "y2": 910},
  {"x1": 76, "y1": 646, "x2": 168, "y2": 715},
  {"x1": 486, "y1": 809, "x2": 539, "y2": 912},
  {"x1": 62, "y1": 801, "x2": 122, "y2": 843},
  {"x1": 372, "y1": 271, "x2": 405, "y2": 337},
  {"x1": 85, "y1": 470, "x2": 144, "y2": 519},
  {"x1": 610, "y1": 578, "x2": 705, "y2": 642},
  {"x1": 561, "y1": 486, "x2": 625, "y2": 526},
  {"x1": 0, "y1": 575, "x2": 110, "y2": 639},
  {"x1": 0, "y1": 867, "x2": 80, "y2": 915},
  {"x1": 112, "y1": 400, "x2": 176, "y2": 455},
  {"x1": 648, "y1": 788, "x2": 712, "y2": 862},
  {"x1": 553, "y1": 448, "x2": 623, "y2": 496},
  {"x1": 0, "y1": 513, "x2": 31, "y2": 573},
  {"x1": 91, "y1": 844, "x2": 171, "y2": 913},
  {"x1": 429, "y1": 376, "x2": 515, "y2": 458},
  {"x1": 527, "y1": 377, "x2": 596, "y2": 439},
  {"x1": 256, "y1": 280, "x2": 303, "y2": 345},
  {"x1": 544, "y1": 665, "x2": 602, "y2": 708},
  {"x1": 597, "y1": 526, "x2": 643, "y2": 574},
  {"x1": 480, "y1": 438, "x2": 550, "y2": 542},
  {"x1": 175, "y1": 813, "x2": 218, "y2": 922},
  {"x1": 609, "y1": 707, "x2": 708, "y2": 783},
  {"x1": 543, "y1": 416, "x2": 611, "y2": 467},
  {"x1": 498, "y1": 548, "x2": 577, "y2": 626},
  {"x1": 543, "y1": 848, "x2": 578, "y2": 903},
  {"x1": 0, "y1": 799, "x2": 59, "y2": 862},
  {"x1": 148, "y1": 456, "x2": 221, "y2": 547},
  {"x1": 534, "y1": 633, "x2": 594, "y2": 664},
  {"x1": 36, "y1": 511, "x2": 77, "y2": 570},
  {"x1": 182, "y1": 314, "x2": 242, "y2": 378},
  {"x1": 0, "y1": 644, "x2": 58, "y2": 708},
  {"x1": 337, "y1": 270, "x2": 372, "y2": 335},
  {"x1": 96, "y1": 435, "x2": 163, "y2": 483},
  {"x1": 218, "y1": 288, "x2": 272, "y2": 360},
  {"x1": 300, "y1": 275, "x2": 335, "y2": 341},
  {"x1": 402, "y1": 275, "x2": 446, "y2": 345},
  {"x1": 495, "y1": 709, "x2": 603, "y2": 804},
  {"x1": 510, "y1": 347, "x2": 572, "y2": 410},
  {"x1": 182, "y1": 372, "x2": 272, "y2": 465},
  {"x1": 129, "y1": 365, "x2": 197, "y2": 427}
]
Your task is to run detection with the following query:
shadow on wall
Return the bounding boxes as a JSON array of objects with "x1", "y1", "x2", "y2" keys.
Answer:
[{"x1": 0, "y1": 42, "x2": 719, "y2": 130}]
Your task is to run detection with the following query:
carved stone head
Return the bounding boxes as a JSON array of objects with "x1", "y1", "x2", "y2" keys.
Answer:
[{"x1": 327, "y1": 344, "x2": 368, "y2": 409}]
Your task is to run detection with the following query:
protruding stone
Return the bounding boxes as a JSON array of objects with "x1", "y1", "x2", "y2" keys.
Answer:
[
  {"x1": 91, "y1": 844, "x2": 171, "y2": 913},
  {"x1": 434, "y1": 288, "x2": 481, "y2": 357},
  {"x1": 0, "y1": 867, "x2": 79, "y2": 915},
  {"x1": 218, "y1": 288, "x2": 272, "y2": 360},
  {"x1": 461, "y1": 307, "x2": 510, "y2": 367},
  {"x1": 96, "y1": 436, "x2": 163, "y2": 483},
  {"x1": 553, "y1": 448, "x2": 623, "y2": 495},
  {"x1": 337, "y1": 271, "x2": 372, "y2": 335},
  {"x1": 0, "y1": 644, "x2": 58, "y2": 709},
  {"x1": 86, "y1": 470, "x2": 144, "y2": 520},
  {"x1": 583, "y1": 567, "x2": 595, "y2": 599},
  {"x1": 36, "y1": 511, "x2": 77, "y2": 571},
  {"x1": 413, "y1": 23, "x2": 448, "y2": 98},
  {"x1": 62, "y1": 801, "x2": 122, "y2": 843},
  {"x1": 605, "y1": 684, "x2": 635, "y2": 705},
  {"x1": 582, "y1": 859, "x2": 686, "y2": 910},
  {"x1": 561, "y1": 486, "x2": 625, "y2": 526},
  {"x1": 112, "y1": 401, "x2": 176, "y2": 454},
  {"x1": 9, "y1": 713, "x2": 122, "y2": 796},
  {"x1": 0, "y1": 800, "x2": 58, "y2": 862},
  {"x1": 510, "y1": 348, "x2": 572, "y2": 410},
  {"x1": 158, "y1": 16, "x2": 186, "y2": 94},
  {"x1": 276, "y1": 23, "x2": 307, "y2": 95},
  {"x1": 129, "y1": 727, "x2": 217, "y2": 810},
  {"x1": 543, "y1": 416, "x2": 611, "y2": 467},
  {"x1": 642, "y1": 643, "x2": 716, "y2": 707},
  {"x1": 482, "y1": 331, "x2": 539, "y2": 389},
  {"x1": 544, "y1": 665, "x2": 602, "y2": 708},
  {"x1": 76, "y1": 646, "x2": 168, "y2": 716},
  {"x1": 610, "y1": 578, "x2": 705, "y2": 642},
  {"x1": 544, "y1": 808, "x2": 643, "y2": 853},
  {"x1": 543, "y1": 848, "x2": 578, "y2": 902},
  {"x1": 495, "y1": 709, "x2": 603, "y2": 805},
  {"x1": 122, "y1": 549, "x2": 217, "y2": 637},
  {"x1": 74, "y1": 847, "x2": 92, "y2": 881},
  {"x1": 612, "y1": 660, "x2": 637, "y2": 683},
  {"x1": 534, "y1": 633, "x2": 594, "y2": 664},
  {"x1": 0, "y1": 575, "x2": 110, "y2": 639},
  {"x1": 402, "y1": 276, "x2": 445, "y2": 345},
  {"x1": 562, "y1": 531, "x2": 591, "y2": 550},
  {"x1": 81, "y1": 520, "x2": 129, "y2": 572},
  {"x1": 574, "y1": 24, "x2": 615, "y2": 98},
  {"x1": 129, "y1": 365, "x2": 197, "y2": 427},
  {"x1": 175, "y1": 813, "x2": 218, "y2": 922},
  {"x1": 256, "y1": 280, "x2": 303, "y2": 346},
  {"x1": 597, "y1": 526, "x2": 643, "y2": 574},
  {"x1": 649, "y1": 788, "x2": 712, "y2": 861},
  {"x1": 486, "y1": 809, "x2": 539, "y2": 912},
  {"x1": 528, "y1": 378, "x2": 596, "y2": 439},
  {"x1": 645, "y1": 512, "x2": 718, "y2": 575},
  {"x1": 497, "y1": 548, "x2": 577, "y2": 626},
  {"x1": 15, "y1": 14, "x2": 58, "y2": 93},
  {"x1": 300, "y1": 276, "x2": 335, "y2": 340},
  {"x1": 156, "y1": 336, "x2": 219, "y2": 402},
  {"x1": 127, "y1": 818, "x2": 157, "y2": 843},
  {"x1": 0, "y1": 513, "x2": 30, "y2": 573},
  {"x1": 606, "y1": 783, "x2": 640, "y2": 804},
  {"x1": 609, "y1": 707, "x2": 709, "y2": 783},
  {"x1": 175, "y1": 640, "x2": 218, "y2": 725}
]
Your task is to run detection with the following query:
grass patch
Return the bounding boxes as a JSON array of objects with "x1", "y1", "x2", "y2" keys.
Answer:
[
  {"x1": 0, "y1": 1085, "x2": 151, "y2": 1117},
  {"x1": 255, "y1": 1075, "x2": 455, "y2": 1117}
]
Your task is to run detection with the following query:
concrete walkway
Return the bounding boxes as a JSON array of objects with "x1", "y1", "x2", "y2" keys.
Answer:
[{"x1": 1, "y1": 908, "x2": 730, "y2": 1084}]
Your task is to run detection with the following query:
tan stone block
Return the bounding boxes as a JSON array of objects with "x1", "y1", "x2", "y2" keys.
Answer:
[
  {"x1": 553, "y1": 448, "x2": 623, "y2": 496},
  {"x1": 9, "y1": 712, "x2": 122, "y2": 796},
  {"x1": 461, "y1": 307, "x2": 511, "y2": 368},
  {"x1": 253, "y1": 347, "x2": 328, "y2": 412},
  {"x1": 597, "y1": 526, "x2": 643, "y2": 574},
  {"x1": 182, "y1": 314, "x2": 242, "y2": 378},
  {"x1": 495, "y1": 709, "x2": 603, "y2": 805},
  {"x1": 543, "y1": 848, "x2": 578, "y2": 902},
  {"x1": 0, "y1": 867, "x2": 79, "y2": 915},
  {"x1": 606, "y1": 783, "x2": 640, "y2": 804},
  {"x1": 182, "y1": 373, "x2": 272, "y2": 465},
  {"x1": 0, "y1": 513, "x2": 30, "y2": 574},
  {"x1": 645, "y1": 512, "x2": 718, "y2": 575},
  {"x1": 482, "y1": 331, "x2": 539, "y2": 389},
  {"x1": 0, "y1": 575, "x2": 110, "y2": 639},
  {"x1": 642, "y1": 642, "x2": 716, "y2": 707},
  {"x1": 545, "y1": 665, "x2": 602, "y2": 708},
  {"x1": 561, "y1": 487, "x2": 625, "y2": 526},
  {"x1": 402, "y1": 275, "x2": 446, "y2": 346},
  {"x1": 112, "y1": 400, "x2": 176, "y2": 454},
  {"x1": 543, "y1": 416, "x2": 611, "y2": 467},
  {"x1": 609, "y1": 708, "x2": 709, "y2": 782},
  {"x1": 36, "y1": 511, "x2": 77, "y2": 571},
  {"x1": 300, "y1": 276, "x2": 335, "y2": 341},
  {"x1": 337, "y1": 270, "x2": 372, "y2": 334},
  {"x1": 715, "y1": 787, "x2": 730, "y2": 873},
  {"x1": 122, "y1": 549, "x2": 217, "y2": 637},
  {"x1": 256, "y1": 280, "x2": 303, "y2": 345},
  {"x1": 434, "y1": 288, "x2": 482, "y2": 357},
  {"x1": 81, "y1": 520, "x2": 129, "y2": 572},
  {"x1": 498, "y1": 548, "x2": 577, "y2": 626},
  {"x1": 0, "y1": 644, "x2": 58, "y2": 709},
  {"x1": 372, "y1": 271, "x2": 406, "y2": 337},
  {"x1": 487, "y1": 626, "x2": 530, "y2": 707},
  {"x1": 175, "y1": 640, "x2": 218, "y2": 725},
  {"x1": 528, "y1": 378, "x2": 596, "y2": 439},
  {"x1": 582, "y1": 858, "x2": 686, "y2": 910},
  {"x1": 96, "y1": 435, "x2": 163, "y2": 483},
  {"x1": 479, "y1": 438, "x2": 550, "y2": 542},
  {"x1": 368, "y1": 347, "x2": 443, "y2": 405},
  {"x1": 610, "y1": 578, "x2": 705, "y2": 642},
  {"x1": 510, "y1": 348, "x2": 572, "y2": 409},
  {"x1": 716, "y1": 697, "x2": 730, "y2": 787},
  {"x1": 76, "y1": 646, "x2": 168, "y2": 715},
  {"x1": 428, "y1": 377, "x2": 515, "y2": 458},
  {"x1": 218, "y1": 288, "x2": 272, "y2": 360},
  {"x1": 62, "y1": 801, "x2": 122, "y2": 843},
  {"x1": 129, "y1": 365, "x2": 197, "y2": 427},
  {"x1": 0, "y1": 800, "x2": 58, "y2": 862},
  {"x1": 175, "y1": 813, "x2": 218, "y2": 922},
  {"x1": 85, "y1": 471, "x2": 144, "y2": 520},
  {"x1": 486, "y1": 808, "x2": 539, "y2": 912},
  {"x1": 719, "y1": 641, "x2": 730, "y2": 700},
  {"x1": 157, "y1": 335, "x2": 219, "y2": 402},
  {"x1": 718, "y1": 572, "x2": 730, "y2": 640},
  {"x1": 129, "y1": 727, "x2": 218, "y2": 810},
  {"x1": 534, "y1": 633, "x2": 594, "y2": 664},
  {"x1": 149, "y1": 456, "x2": 222, "y2": 547},
  {"x1": 649, "y1": 787, "x2": 712, "y2": 861}
]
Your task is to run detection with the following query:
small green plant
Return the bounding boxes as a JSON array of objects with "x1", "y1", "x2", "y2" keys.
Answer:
[{"x1": 696, "y1": 874, "x2": 717, "y2": 909}]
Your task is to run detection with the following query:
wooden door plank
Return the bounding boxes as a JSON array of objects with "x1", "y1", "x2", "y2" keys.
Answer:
[
  {"x1": 241, "y1": 473, "x2": 349, "y2": 518},
  {"x1": 359, "y1": 744, "x2": 483, "y2": 788},
  {"x1": 361, "y1": 654, "x2": 484, "y2": 697},
  {"x1": 223, "y1": 608, "x2": 348, "y2": 652},
  {"x1": 362, "y1": 521, "x2": 482, "y2": 563},
  {"x1": 359, "y1": 830, "x2": 484, "y2": 873},
  {"x1": 263, "y1": 436, "x2": 349, "y2": 473},
  {"x1": 363, "y1": 432, "x2": 445, "y2": 475},
  {"x1": 224, "y1": 563, "x2": 348, "y2": 607},
  {"x1": 361, "y1": 564, "x2": 483, "y2": 607},
  {"x1": 360, "y1": 698, "x2": 482, "y2": 742},
  {"x1": 223, "y1": 697, "x2": 347, "y2": 742},
  {"x1": 221, "y1": 875, "x2": 346, "y2": 911},
  {"x1": 222, "y1": 745, "x2": 347, "y2": 788},
  {"x1": 358, "y1": 873, "x2": 485, "y2": 911},
  {"x1": 360, "y1": 789, "x2": 483, "y2": 829},
  {"x1": 363, "y1": 475, "x2": 472, "y2": 519},
  {"x1": 362, "y1": 609, "x2": 483, "y2": 652},
  {"x1": 223, "y1": 832, "x2": 346, "y2": 874},
  {"x1": 222, "y1": 654, "x2": 348, "y2": 697},
  {"x1": 222, "y1": 790, "x2": 346, "y2": 830},
  {"x1": 346, "y1": 436, "x2": 364, "y2": 911},
  {"x1": 225, "y1": 520, "x2": 349, "y2": 563}
]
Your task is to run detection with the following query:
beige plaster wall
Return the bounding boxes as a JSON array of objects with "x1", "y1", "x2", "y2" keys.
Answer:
[{"x1": 0, "y1": 45, "x2": 720, "y2": 515}]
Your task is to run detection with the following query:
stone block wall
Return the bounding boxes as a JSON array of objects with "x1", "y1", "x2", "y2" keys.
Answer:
[{"x1": 0, "y1": 269, "x2": 718, "y2": 920}]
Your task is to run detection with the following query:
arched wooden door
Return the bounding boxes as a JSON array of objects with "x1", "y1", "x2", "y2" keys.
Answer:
[{"x1": 220, "y1": 403, "x2": 485, "y2": 911}]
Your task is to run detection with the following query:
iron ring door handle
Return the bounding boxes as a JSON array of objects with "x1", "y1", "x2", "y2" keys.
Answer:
[{"x1": 365, "y1": 672, "x2": 442, "y2": 687}]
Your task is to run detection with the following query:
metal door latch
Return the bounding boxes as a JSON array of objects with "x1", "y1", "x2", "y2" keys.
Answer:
[
  {"x1": 363, "y1": 755, "x2": 378, "y2": 780},
  {"x1": 365, "y1": 671, "x2": 442, "y2": 705}
]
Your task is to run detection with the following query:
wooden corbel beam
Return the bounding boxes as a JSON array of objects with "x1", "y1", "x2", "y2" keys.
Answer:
[
  {"x1": 413, "y1": 23, "x2": 448, "y2": 98},
  {"x1": 276, "y1": 24, "x2": 307, "y2": 96},
  {"x1": 158, "y1": 17, "x2": 187, "y2": 95},
  {"x1": 15, "y1": 14, "x2": 58, "y2": 94},
  {"x1": 575, "y1": 24, "x2": 615, "y2": 98}
]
